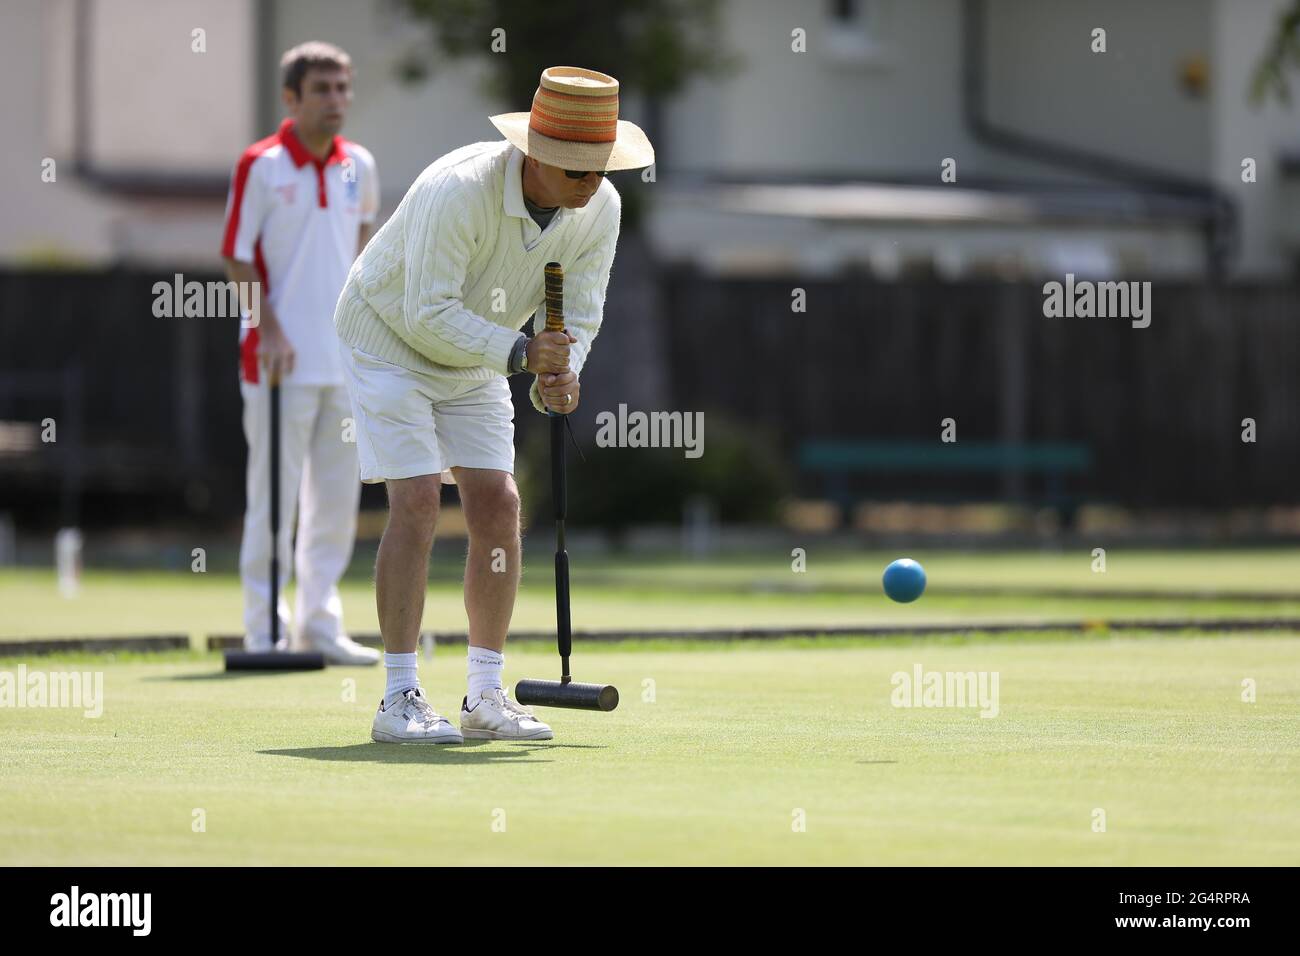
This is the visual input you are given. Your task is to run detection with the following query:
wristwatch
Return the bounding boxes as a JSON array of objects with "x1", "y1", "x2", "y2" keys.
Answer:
[{"x1": 509, "y1": 336, "x2": 530, "y2": 375}]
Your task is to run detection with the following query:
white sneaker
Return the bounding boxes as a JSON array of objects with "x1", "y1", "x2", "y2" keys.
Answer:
[
  {"x1": 242, "y1": 633, "x2": 288, "y2": 652},
  {"x1": 371, "y1": 688, "x2": 463, "y2": 744},
  {"x1": 460, "y1": 688, "x2": 554, "y2": 741},
  {"x1": 308, "y1": 633, "x2": 380, "y2": 666}
]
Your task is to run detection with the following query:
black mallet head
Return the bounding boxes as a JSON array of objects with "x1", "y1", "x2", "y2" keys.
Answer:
[
  {"x1": 224, "y1": 650, "x2": 326, "y2": 672},
  {"x1": 515, "y1": 679, "x2": 618, "y2": 712}
]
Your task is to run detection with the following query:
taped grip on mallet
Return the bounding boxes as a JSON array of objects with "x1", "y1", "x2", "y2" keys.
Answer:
[{"x1": 544, "y1": 260, "x2": 565, "y2": 334}]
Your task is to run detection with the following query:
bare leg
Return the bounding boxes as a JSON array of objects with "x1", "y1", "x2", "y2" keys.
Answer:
[
  {"x1": 375, "y1": 475, "x2": 441, "y2": 654},
  {"x1": 451, "y1": 468, "x2": 521, "y2": 654}
]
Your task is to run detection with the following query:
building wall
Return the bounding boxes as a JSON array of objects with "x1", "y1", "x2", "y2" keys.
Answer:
[
  {"x1": 1210, "y1": 0, "x2": 1300, "y2": 278},
  {"x1": 0, "y1": 0, "x2": 1296, "y2": 276},
  {"x1": 2, "y1": 0, "x2": 117, "y2": 263},
  {"x1": 986, "y1": 0, "x2": 1212, "y2": 182},
  {"x1": 0, "y1": 0, "x2": 254, "y2": 265},
  {"x1": 81, "y1": 0, "x2": 256, "y2": 171},
  {"x1": 268, "y1": 0, "x2": 514, "y2": 197},
  {"x1": 664, "y1": 0, "x2": 1211, "y2": 183}
]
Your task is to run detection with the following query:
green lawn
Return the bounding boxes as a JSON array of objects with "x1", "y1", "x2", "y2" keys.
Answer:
[
  {"x1": 570, "y1": 547, "x2": 1300, "y2": 594},
  {"x1": 2, "y1": 551, "x2": 1296, "y2": 864},
  {"x1": 2, "y1": 547, "x2": 1299, "y2": 643},
  {"x1": 1, "y1": 634, "x2": 1296, "y2": 865}
]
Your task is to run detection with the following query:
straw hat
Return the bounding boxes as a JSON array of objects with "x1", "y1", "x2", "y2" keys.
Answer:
[{"x1": 489, "y1": 66, "x2": 655, "y2": 172}]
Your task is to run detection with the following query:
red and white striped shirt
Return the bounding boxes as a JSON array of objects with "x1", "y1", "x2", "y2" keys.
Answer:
[{"x1": 221, "y1": 118, "x2": 379, "y2": 385}]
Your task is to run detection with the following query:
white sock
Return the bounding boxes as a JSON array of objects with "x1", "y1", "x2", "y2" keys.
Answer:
[
  {"x1": 384, "y1": 652, "x2": 419, "y2": 706},
  {"x1": 467, "y1": 645, "x2": 504, "y2": 704}
]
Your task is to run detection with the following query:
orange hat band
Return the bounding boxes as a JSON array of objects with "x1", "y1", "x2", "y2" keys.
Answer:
[{"x1": 527, "y1": 87, "x2": 619, "y2": 144}]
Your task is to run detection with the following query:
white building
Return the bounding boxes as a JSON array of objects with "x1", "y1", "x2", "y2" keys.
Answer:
[{"x1": 2, "y1": 0, "x2": 1299, "y2": 279}]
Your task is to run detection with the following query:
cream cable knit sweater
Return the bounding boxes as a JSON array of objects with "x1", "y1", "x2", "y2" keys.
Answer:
[{"x1": 334, "y1": 140, "x2": 621, "y2": 414}]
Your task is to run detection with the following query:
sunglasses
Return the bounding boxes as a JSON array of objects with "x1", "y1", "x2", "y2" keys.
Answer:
[{"x1": 563, "y1": 169, "x2": 608, "y2": 180}]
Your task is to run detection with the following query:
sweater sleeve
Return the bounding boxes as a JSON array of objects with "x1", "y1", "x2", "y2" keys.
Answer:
[
  {"x1": 400, "y1": 176, "x2": 523, "y2": 374},
  {"x1": 529, "y1": 192, "x2": 622, "y2": 414}
]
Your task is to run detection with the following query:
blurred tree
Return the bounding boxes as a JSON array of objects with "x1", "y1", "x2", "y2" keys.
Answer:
[
  {"x1": 1251, "y1": 0, "x2": 1300, "y2": 105},
  {"x1": 517, "y1": 413, "x2": 790, "y2": 548},
  {"x1": 394, "y1": 0, "x2": 742, "y2": 230}
]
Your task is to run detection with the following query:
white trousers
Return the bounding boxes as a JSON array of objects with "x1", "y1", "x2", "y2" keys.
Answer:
[{"x1": 239, "y1": 381, "x2": 361, "y2": 646}]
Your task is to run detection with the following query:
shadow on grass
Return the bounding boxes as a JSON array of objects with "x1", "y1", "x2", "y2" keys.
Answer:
[
  {"x1": 262, "y1": 740, "x2": 607, "y2": 765},
  {"x1": 144, "y1": 670, "x2": 329, "y2": 682}
]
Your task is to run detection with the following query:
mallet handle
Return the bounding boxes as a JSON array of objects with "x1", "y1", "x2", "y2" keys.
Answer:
[
  {"x1": 269, "y1": 382, "x2": 280, "y2": 650},
  {"x1": 544, "y1": 262, "x2": 572, "y2": 682}
]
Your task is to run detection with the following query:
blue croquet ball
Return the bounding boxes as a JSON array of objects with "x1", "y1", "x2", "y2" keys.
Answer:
[{"x1": 882, "y1": 558, "x2": 926, "y2": 603}]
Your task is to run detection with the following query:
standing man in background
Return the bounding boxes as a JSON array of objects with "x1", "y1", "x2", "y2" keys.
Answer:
[{"x1": 221, "y1": 42, "x2": 380, "y2": 665}]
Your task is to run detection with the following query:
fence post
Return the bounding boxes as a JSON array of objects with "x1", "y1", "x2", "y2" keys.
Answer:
[{"x1": 997, "y1": 282, "x2": 1028, "y2": 502}]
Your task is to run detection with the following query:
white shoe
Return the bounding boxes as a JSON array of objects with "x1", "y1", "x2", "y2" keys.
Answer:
[
  {"x1": 308, "y1": 633, "x2": 380, "y2": 666},
  {"x1": 460, "y1": 688, "x2": 554, "y2": 741},
  {"x1": 242, "y1": 633, "x2": 288, "y2": 652},
  {"x1": 371, "y1": 688, "x2": 463, "y2": 744}
]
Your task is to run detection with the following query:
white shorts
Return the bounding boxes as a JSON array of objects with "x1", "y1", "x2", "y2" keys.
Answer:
[{"x1": 338, "y1": 343, "x2": 515, "y2": 485}]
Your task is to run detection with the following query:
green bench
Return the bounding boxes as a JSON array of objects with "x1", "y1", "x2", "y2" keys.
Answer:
[{"x1": 798, "y1": 440, "x2": 1093, "y2": 528}]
